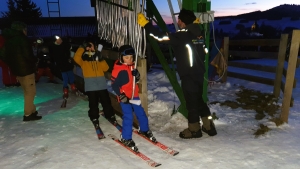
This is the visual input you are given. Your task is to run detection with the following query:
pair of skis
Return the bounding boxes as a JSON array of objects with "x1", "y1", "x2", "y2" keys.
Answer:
[{"x1": 95, "y1": 112, "x2": 179, "y2": 167}]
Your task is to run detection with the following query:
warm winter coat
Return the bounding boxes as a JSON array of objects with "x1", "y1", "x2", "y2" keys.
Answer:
[
  {"x1": 48, "y1": 42, "x2": 73, "y2": 72},
  {"x1": 145, "y1": 23, "x2": 206, "y2": 82},
  {"x1": 2, "y1": 28, "x2": 36, "y2": 77},
  {"x1": 73, "y1": 47, "x2": 109, "y2": 92},
  {"x1": 111, "y1": 60, "x2": 139, "y2": 99},
  {"x1": 37, "y1": 51, "x2": 51, "y2": 68}
]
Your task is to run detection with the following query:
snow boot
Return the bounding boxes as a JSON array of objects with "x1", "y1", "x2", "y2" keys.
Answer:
[
  {"x1": 63, "y1": 88, "x2": 69, "y2": 99},
  {"x1": 179, "y1": 122, "x2": 202, "y2": 139},
  {"x1": 138, "y1": 130, "x2": 157, "y2": 143},
  {"x1": 92, "y1": 119, "x2": 100, "y2": 128},
  {"x1": 70, "y1": 83, "x2": 77, "y2": 93},
  {"x1": 201, "y1": 116, "x2": 217, "y2": 136},
  {"x1": 120, "y1": 136, "x2": 138, "y2": 152},
  {"x1": 23, "y1": 111, "x2": 42, "y2": 121},
  {"x1": 91, "y1": 119, "x2": 105, "y2": 139}
]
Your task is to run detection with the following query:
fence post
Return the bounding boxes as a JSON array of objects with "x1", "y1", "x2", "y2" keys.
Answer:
[
  {"x1": 137, "y1": 58, "x2": 148, "y2": 116},
  {"x1": 280, "y1": 30, "x2": 300, "y2": 123},
  {"x1": 222, "y1": 37, "x2": 229, "y2": 82},
  {"x1": 273, "y1": 34, "x2": 288, "y2": 97}
]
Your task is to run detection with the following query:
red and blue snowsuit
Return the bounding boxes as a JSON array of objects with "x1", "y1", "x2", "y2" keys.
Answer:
[{"x1": 111, "y1": 60, "x2": 149, "y2": 140}]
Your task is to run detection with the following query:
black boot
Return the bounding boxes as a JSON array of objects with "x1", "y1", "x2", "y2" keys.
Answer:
[
  {"x1": 106, "y1": 115, "x2": 117, "y2": 124},
  {"x1": 201, "y1": 116, "x2": 217, "y2": 136},
  {"x1": 138, "y1": 130, "x2": 157, "y2": 142},
  {"x1": 92, "y1": 119, "x2": 100, "y2": 128},
  {"x1": 179, "y1": 122, "x2": 202, "y2": 139},
  {"x1": 23, "y1": 112, "x2": 42, "y2": 121}
]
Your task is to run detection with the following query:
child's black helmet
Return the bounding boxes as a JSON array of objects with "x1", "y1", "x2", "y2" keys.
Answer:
[{"x1": 118, "y1": 45, "x2": 135, "y2": 63}]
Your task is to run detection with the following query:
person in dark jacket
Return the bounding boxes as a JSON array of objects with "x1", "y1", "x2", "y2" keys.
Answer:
[
  {"x1": 2, "y1": 21, "x2": 42, "y2": 121},
  {"x1": 48, "y1": 35, "x2": 76, "y2": 98},
  {"x1": 35, "y1": 45, "x2": 55, "y2": 83},
  {"x1": 0, "y1": 32, "x2": 19, "y2": 87},
  {"x1": 137, "y1": 9, "x2": 217, "y2": 139}
]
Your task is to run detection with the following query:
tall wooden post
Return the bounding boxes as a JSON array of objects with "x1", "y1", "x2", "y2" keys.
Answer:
[
  {"x1": 273, "y1": 34, "x2": 289, "y2": 97},
  {"x1": 280, "y1": 30, "x2": 300, "y2": 123}
]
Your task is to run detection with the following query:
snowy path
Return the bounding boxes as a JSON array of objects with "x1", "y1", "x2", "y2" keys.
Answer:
[{"x1": 1, "y1": 67, "x2": 300, "y2": 169}]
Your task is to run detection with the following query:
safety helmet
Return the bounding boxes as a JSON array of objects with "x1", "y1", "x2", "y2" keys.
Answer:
[{"x1": 118, "y1": 45, "x2": 135, "y2": 63}]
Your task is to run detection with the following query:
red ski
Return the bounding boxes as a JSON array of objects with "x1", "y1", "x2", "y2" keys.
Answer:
[{"x1": 108, "y1": 134, "x2": 161, "y2": 167}]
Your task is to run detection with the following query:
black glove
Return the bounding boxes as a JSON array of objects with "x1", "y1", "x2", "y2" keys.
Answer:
[
  {"x1": 132, "y1": 69, "x2": 140, "y2": 82},
  {"x1": 96, "y1": 52, "x2": 103, "y2": 62},
  {"x1": 119, "y1": 93, "x2": 129, "y2": 104},
  {"x1": 82, "y1": 52, "x2": 103, "y2": 62}
]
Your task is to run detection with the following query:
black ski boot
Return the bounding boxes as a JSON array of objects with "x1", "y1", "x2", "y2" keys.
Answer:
[
  {"x1": 179, "y1": 122, "x2": 202, "y2": 139},
  {"x1": 120, "y1": 136, "x2": 138, "y2": 152},
  {"x1": 92, "y1": 119, "x2": 105, "y2": 139},
  {"x1": 106, "y1": 115, "x2": 117, "y2": 124},
  {"x1": 138, "y1": 130, "x2": 157, "y2": 143},
  {"x1": 23, "y1": 111, "x2": 42, "y2": 121}
]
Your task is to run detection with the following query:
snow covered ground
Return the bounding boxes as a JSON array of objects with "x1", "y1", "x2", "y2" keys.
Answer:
[{"x1": 0, "y1": 60, "x2": 300, "y2": 169}]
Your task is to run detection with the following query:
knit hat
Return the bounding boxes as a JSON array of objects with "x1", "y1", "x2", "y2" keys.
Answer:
[
  {"x1": 178, "y1": 8, "x2": 196, "y2": 25},
  {"x1": 118, "y1": 45, "x2": 135, "y2": 63},
  {"x1": 11, "y1": 21, "x2": 27, "y2": 31}
]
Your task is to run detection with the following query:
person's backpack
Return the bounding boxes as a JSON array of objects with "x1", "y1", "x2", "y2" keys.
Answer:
[{"x1": 0, "y1": 35, "x2": 6, "y2": 61}]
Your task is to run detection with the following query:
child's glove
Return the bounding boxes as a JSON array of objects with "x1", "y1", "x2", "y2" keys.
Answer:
[
  {"x1": 119, "y1": 93, "x2": 129, "y2": 104},
  {"x1": 132, "y1": 69, "x2": 140, "y2": 82},
  {"x1": 137, "y1": 13, "x2": 149, "y2": 27},
  {"x1": 95, "y1": 53, "x2": 104, "y2": 62}
]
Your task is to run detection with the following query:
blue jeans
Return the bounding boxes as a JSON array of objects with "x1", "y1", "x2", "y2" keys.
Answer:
[{"x1": 61, "y1": 70, "x2": 75, "y2": 88}]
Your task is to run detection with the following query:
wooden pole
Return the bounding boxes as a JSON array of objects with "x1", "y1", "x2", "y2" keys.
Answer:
[
  {"x1": 273, "y1": 34, "x2": 288, "y2": 97},
  {"x1": 280, "y1": 30, "x2": 300, "y2": 123}
]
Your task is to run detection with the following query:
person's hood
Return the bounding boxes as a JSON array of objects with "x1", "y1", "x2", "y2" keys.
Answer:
[
  {"x1": 2, "y1": 28, "x2": 24, "y2": 39},
  {"x1": 185, "y1": 23, "x2": 202, "y2": 37}
]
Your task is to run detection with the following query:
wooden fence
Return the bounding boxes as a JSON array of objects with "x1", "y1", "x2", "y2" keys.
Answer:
[{"x1": 223, "y1": 30, "x2": 300, "y2": 123}]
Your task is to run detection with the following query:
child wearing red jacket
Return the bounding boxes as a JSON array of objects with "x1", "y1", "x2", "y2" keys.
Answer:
[{"x1": 111, "y1": 45, "x2": 155, "y2": 151}]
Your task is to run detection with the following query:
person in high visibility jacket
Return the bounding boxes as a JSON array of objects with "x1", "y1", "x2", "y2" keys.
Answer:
[{"x1": 137, "y1": 9, "x2": 217, "y2": 139}]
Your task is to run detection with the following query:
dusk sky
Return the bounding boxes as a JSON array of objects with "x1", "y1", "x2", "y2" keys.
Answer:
[{"x1": 0, "y1": 0, "x2": 300, "y2": 23}]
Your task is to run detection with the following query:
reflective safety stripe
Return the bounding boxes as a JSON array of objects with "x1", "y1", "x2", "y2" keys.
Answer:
[
  {"x1": 149, "y1": 33, "x2": 169, "y2": 41},
  {"x1": 177, "y1": 29, "x2": 188, "y2": 32},
  {"x1": 185, "y1": 44, "x2": 193, "y2": 67},
  {"x1": 203, "y1": 45, "x2": 208, "y2": 54}
]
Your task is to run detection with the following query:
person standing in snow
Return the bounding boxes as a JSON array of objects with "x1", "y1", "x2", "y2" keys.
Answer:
[
  {"x1": 2, "y1": 21, "x2": 42, "y2": 121},
  {"x1": 0, "y1": 29, "x2": 19, "y2": 87},
  {"x1": 35, "y1": 45, "x2": 55, "y2": 83},
  {"x1": 48, "y1": 35, "x2": 76, "y2": 99},
  {"x1": 137, "y1": 9, "x2": 217, "y2": 138},
  {"x1": 73, "y1": 40, "x2": 117, "y2": 133},
  {"x1": 111, "y1": 45, "x2": 156, "y2": 150}
]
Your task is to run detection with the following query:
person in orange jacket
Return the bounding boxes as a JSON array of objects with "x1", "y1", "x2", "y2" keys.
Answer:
[{"x1": 73, "y1": 40, "x2": 116, "y2": 138}]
